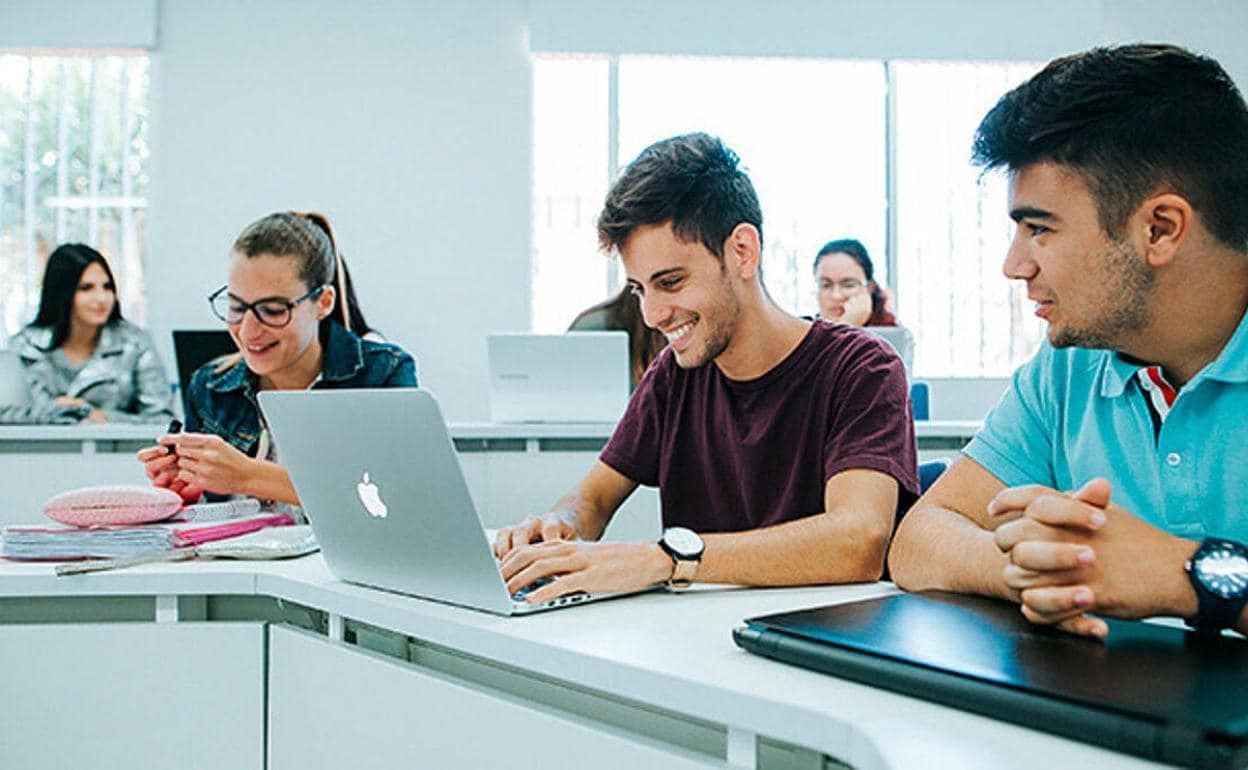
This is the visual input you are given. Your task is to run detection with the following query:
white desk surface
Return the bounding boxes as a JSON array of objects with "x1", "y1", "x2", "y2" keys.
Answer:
[
  {"x1": 0, "y1": 556, "x2": 1163, "y2": 770},
  {"x1": 0, "y1": 424, "x2": 165, "y2": 441},
  {"x1": 0, "y1": 419, "x2": 982, "y2": 443}
]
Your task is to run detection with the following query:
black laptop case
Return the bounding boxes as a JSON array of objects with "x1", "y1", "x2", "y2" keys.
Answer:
[{"x1": 735, "y1": 590, "x2": 1248, "y2": 769}]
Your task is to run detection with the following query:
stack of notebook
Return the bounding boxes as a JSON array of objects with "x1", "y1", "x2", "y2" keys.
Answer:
[{"x1": 1, "y1": 512, "x2": 292, "y2": 561}]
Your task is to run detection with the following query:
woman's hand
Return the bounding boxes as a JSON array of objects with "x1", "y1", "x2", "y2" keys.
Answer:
[
  {"x1": 842, "y1": 286, "x2": 874, "y2": 326},
  {"x1": 159, "y1": 433, "x2": 258, "y2": 498},
  {"x1": 136, "y1": 443, "x2": 205, "y2": 502}
]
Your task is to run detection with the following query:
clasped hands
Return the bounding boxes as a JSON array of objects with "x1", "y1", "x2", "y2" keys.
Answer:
[
  {"x1": 52, "y1": 396, "x2": 106, "y2": 423},
  {"x1": 988, "y1": 477, "x2": 1196, "y2": 637},
  {"x1": 492, "y1": 512, "x2": 673, "y2": 603},
  {"x1": 136, "y1": 432, "x2": 255, "y2": 503}
]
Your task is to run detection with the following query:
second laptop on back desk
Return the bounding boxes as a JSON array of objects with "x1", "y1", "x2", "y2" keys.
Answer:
[{"x1": 486, "y1": 332, "x2": 629, "y2": 423}]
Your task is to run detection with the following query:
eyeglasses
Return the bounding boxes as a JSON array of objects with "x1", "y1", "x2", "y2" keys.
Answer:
[
  {"x1": 818, "y1": 278, "x2": 868, "y2": 295},
  {"x1": 208, "y1": 285, "x2": 326, "y2": 328}
]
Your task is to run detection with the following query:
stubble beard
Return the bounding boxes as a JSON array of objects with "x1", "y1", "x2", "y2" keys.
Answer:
[{"x1": 1049, "y1": 239, "x2": 1156, "y2": 350}]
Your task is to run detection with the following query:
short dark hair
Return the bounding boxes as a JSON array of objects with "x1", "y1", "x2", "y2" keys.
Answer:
[
  {"x1": 972, "y1": 43, "x2": 1248, "y2": 252},
  {"x1": 597, "y1": 132, "x2": 763, "y2": 258},
  {"x1": 29, "y1": 243, "x2": 123, "y2": 350}
]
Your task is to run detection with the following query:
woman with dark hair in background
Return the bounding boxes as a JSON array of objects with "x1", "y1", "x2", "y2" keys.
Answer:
[
  {"x1": 137, "y1": 211, "x2": 416, "y2": 506},
  {"x1": 813, "y1": 238, "x2": 914, "y2": 371},
  {"x1": 569, "y1": 286, "x2": 667, "y2": 388},
  {"x1": 813, "y1": 238, "x2": 897, "y2": 326},
  {"x1": 7, "y1": 243, "x2": 173, "y2": 424}
]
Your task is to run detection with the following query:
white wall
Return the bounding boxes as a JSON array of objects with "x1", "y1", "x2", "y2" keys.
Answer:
[
  {"x1": 0, "y1": 0, "x2": 157, "y2": 49},
  {"x1": 128, "y1": 0, "x2": 1248, "y2": 419},
  {"x1": 146, "y1": 0, "x2": 531, "y2": 420}
]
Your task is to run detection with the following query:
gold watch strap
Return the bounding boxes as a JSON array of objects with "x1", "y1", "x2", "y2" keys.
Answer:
[{"x1": 668, "y1": 557, "x2": 699, "y2": 590}]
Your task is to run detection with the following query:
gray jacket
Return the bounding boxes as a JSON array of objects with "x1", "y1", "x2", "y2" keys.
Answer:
[{"x1": 7, "y1": 320, "x2": 174, "y2": 424}]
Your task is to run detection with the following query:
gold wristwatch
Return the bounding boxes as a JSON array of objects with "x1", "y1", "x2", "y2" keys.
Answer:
[{"x1": 658, "y1": 527, "x2": 705, "y2": 590}]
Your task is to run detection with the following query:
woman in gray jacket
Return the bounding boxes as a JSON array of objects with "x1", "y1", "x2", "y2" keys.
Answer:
[{"x1": 8, "y1": 244, "x2": 173, "y2": 424}]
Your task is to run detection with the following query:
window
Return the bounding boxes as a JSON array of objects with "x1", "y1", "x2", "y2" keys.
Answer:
[
  {"x1": 892, "y1": 61, "x2": 1044, "y2": 376},
  {"x1": 531, "y1": 54, "x2": 1043, "y2": 376},
  {"x1": 0, "y1": 53, "x2": 150, "y2": 341}
]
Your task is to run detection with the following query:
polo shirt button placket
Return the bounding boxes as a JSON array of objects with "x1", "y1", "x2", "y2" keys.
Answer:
[{"x1": 1166, "y1": 452, "x2": 1182, "y2": 467}]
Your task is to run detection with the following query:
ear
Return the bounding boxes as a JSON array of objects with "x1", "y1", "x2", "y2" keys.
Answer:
[
  {"x1": 1135, "y1": 192, "x2": 1191, "y2": 268},
  {"x1": 316, "y1": 285, "x2": 336, "y2": 321},
  {"x1": 722, "y1": 223, "x2": 762, "y2": 279}
]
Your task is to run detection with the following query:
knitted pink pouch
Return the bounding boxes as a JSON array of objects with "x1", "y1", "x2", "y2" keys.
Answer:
[{"x1": 43, "y1": 485, "x2": 183, "y2": 527}]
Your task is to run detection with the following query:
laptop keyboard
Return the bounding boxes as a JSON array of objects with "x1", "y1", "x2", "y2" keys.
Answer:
[{"x1": 511, "y1": 577, "x2": 553, "y2": 602}]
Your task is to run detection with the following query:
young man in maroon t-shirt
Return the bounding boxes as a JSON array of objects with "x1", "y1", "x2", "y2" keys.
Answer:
[{"x1": 495, "y1": 133, "x2": 918, "y2": 603}]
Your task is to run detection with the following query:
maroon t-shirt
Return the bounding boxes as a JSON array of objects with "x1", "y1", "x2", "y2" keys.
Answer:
[{"x1": 600, "y1": 320, "x2": 918, "y2": 533}]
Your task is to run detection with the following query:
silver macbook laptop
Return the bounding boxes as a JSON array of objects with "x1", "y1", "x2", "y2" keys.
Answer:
[
  {"x1": 259, "y1": 387, "x2": 652, "y2": 616},
  {"x1": 487, "y1": 332, "x2": 629, "y2": 423},
  {"x1": 0, "y1": 350, "x2": 30, "y2": 407}
]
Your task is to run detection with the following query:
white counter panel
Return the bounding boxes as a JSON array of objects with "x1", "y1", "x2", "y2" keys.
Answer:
[{"x1": 0, "y1": 621, "x2": 265, "y2": 770}]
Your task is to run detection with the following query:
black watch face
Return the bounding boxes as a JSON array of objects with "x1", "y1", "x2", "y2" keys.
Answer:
[{"x1": 1197, "y1": 546, "x2": 1248, "y2": 599}]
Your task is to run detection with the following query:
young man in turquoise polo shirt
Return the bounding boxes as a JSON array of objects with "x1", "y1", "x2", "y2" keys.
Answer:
[{"x1": 889, "y1": 43, "x2": 1248, "y2": 638}]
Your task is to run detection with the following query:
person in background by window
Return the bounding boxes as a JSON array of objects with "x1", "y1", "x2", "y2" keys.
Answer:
[
  {"x1": 568, "y1": 286, "x2": 668, "y2": 388},
  {"x1": 6, "y1": 243, "x2": 173, "y2": 424},
  {"x1": 814, "y1": 239, "x2": 896, "y2": 326},
  {"x1": 814, "y1": 238, "x2": 914, "y2": 371},
  {"x1": 136, "y1": 211, "x2": 416, "y2": 505}
]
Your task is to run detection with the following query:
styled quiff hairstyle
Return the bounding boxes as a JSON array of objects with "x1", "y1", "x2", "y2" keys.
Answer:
[
  {"x1": 972, "y1": 43, "x2": 1248, "y2": 252},
  {"x1": 597, "y1": 132, "x2": 763, "y2": 258}
]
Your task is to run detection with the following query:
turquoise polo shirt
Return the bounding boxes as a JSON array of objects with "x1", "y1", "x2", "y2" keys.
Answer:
[{"x1": 964, "y1": 309, "x2": 1248, "y2": 543}]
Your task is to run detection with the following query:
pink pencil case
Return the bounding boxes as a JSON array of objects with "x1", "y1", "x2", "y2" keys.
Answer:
[{"x1": 43, "y1": 485, "x2": 183, "y2": 527}]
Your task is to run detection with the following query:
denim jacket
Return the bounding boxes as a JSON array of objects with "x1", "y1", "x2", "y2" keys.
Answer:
[
  {"x1": 184, "y1": 321, "x2": 417, "y2": 456},
  {"x1": 8, "y1": 320, "x2": 174, "y2": 424}
]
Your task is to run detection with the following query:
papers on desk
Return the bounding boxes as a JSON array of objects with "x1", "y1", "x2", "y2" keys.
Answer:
[{"x1": 0, "y1": 512, "x2": 293, "y2": 561}]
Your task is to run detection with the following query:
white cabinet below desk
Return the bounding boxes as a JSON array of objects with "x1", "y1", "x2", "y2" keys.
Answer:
[
  {"x1": 268, "y1": 625, "x2": 719, "y2": 770},
  {"x1": 0, "y1": 621, "x2": 265, "y2": 770}
]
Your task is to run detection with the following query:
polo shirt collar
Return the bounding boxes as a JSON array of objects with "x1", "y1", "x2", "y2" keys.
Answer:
[
  {"x1": 1098, "y1": 306, "x2": 1248, "y2": 397},
  {"x1": 1199, "y1": 306, "x2": 1248, "y2": 384}
]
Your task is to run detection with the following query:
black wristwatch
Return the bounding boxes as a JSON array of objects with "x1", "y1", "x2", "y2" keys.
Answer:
[{"x1": 1185, "y1": 537, "x2": 1248, "y2": 632}]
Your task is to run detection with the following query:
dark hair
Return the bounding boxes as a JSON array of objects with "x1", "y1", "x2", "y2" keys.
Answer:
[
  {"x1": 597, "y1": 133, "x2": 763, "y2": 258},
  {"x1": 231, "y1": 211, "x2": 374, "y2": 335},
  {"x1": 568, "y1": 287, "x2": 668, "y2": 385},
  {"x1": 29, "y1": 243, "x2": 123, "y2": 350},
  {"x1": 972, "y1": 43, "x2": 1248, "y2": 251},
  {"x1": 814, "y1": 239, "x2": 896, "y2": 326}
]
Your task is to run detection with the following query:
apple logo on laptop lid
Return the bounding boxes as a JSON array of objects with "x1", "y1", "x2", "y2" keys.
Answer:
[{"x1": 356, "y1": 472, "x2": 388, "y2": 518}]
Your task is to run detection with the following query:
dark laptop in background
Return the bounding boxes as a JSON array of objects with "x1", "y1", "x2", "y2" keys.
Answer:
[
  {"x1": 171, "y1": 330, "x2": 236, "y2": 414},
  {"x1": 735, "y1": 591, "x2": 1248, "y2": 769}
]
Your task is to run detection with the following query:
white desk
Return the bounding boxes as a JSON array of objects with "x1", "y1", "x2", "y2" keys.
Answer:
[{"x1": 0, "y1": 557, "x2": 1166, "y2": 770}]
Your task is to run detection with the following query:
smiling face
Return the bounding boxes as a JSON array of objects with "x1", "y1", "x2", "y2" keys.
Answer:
[
  {"x1": 1005, "y1": 162, "x2": 1156, "y2": 349},
  {"x1": 814, "y1": 252, "x2": 870, "y2": 322},
  {"x1": 71, "y1": 262, "x2": 117, "y2": 331},
  {"x1": 225, "y1": 252, "x2": 332, "y2": 379},
  {"x1": 621, "y1": 223, "x2": 741, "y2": 369}
]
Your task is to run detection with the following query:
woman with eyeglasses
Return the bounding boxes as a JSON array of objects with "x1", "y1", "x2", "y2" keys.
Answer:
[
  {"x1": 813, "y1": 239, "x2": 914, "y2": 373},
  {"x1": 7, "y1": 243, "x2": 173, "y2": 424},
  {"x1": 136, "y1": 211, "x2": 416, "y2": 505},
  {"x1": 813, "y1": 239, "x2": 898, "y2": 327}
]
